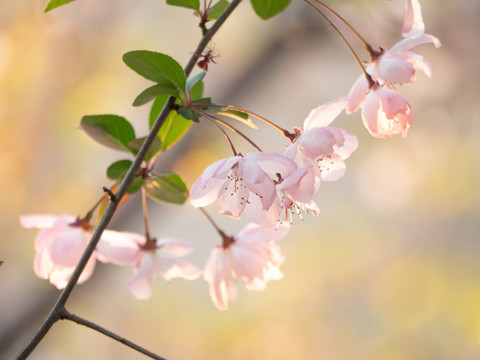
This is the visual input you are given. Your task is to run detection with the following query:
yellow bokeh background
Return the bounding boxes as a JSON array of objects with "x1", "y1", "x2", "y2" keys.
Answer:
[{"x1": 1, "y1": 0, "x2": 479, "y2": 359}]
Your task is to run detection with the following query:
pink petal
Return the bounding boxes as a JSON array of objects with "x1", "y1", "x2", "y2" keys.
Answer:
[
  {"x1": 303, "y1": 97, "x2": 348, "y2": 130},
  {"x1": 190, "y1": 175, "x2": 226, "y2": 208},
  {"x1": 375, "y1": 57, "x2": 416, "y2": 83},
  {"x1": 156, "y1": 238, "x2": 195, "y2": 257},
  {"x1": 218, "y1": 177, "x2": 249, "y2": 219},
  {"x1": 204, "y1": 248, "x2": 234, "y2": 311},
  {"x1": 237, "y1": 222, "x2": 290, "y2": 244},
  {"x1": 346, "y1": 75, "x2": 370, "y2": 114},
  {"x1": 48, "y1": 228, "x2": 86, "y2": 267},
  {"x1": 96, "y1": 231, "x2": 142, "y2": 265},
  {"x1": 389, "y1": 34, "x2": 441, "y2": 54},
  {"x1": 127, "y1": 254, "x2": 155, "y2": 300},
  {"x1": 20, "y1": 214, "x2": 75, "y2": 229},
  {"x1": 33, "y1": 245, "x2": 54, "y2": 280},
  {"x1": 245, "y1": 152, "x2": 297, "y2": 178},
  {"x1": 153, "y1": 253, "x2": 201, "y2": 281},
  {"x1": 244, "y1": 195, "x2": 282, "y2": 227},
  {"x1": 402, "y1": 0, "x2": 425, "y2": 39}
]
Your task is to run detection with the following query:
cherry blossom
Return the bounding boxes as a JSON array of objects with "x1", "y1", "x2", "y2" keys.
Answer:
[
  {"x1": 249, "y1": 166, "x2": 321, "y2": 226},
  {"x1": 96, "y1": 232, "x2": 201, "y2": 299},
  {"x1": 20, "y1": 214, "x2": 99, "y2": 289},
  {"x1": 345, "y1": 0, "x2": 439, "y2": 138},
  {"x1": 190, "y1": 152, "x2": 297, "y2": 226},
  {"x1": 368, "y1": 0, "x2": 441, "y2": 85},
  {"x1": 203, "y1": 223, "x2": 289, "y2": 311},
  {"x1": 285, "y1": 98, "x2": 358, "y2": 183}
]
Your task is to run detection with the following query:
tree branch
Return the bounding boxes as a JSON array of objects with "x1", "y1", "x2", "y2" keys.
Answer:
[
  {"x1": 60, "y1": 309, "x2": 167, "y2": 360},
  {"x1": 16, "y1": 0, "x2": 243, "y2": 358}
]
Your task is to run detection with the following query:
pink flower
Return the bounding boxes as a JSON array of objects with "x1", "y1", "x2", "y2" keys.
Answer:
[
  {"x1": 362, "y1": 86, "x2": 412, "y2": 138},
  {"x1": 96, "y1": 232, "x2": 201, "y2": 299},
  {"x1": 251, "y1": 167, "x2": 321, "y2": 226},
  {"x1": 285, "y1": 98, "x2": 358, "y2": 183},
  {"x1": 346, "y1": 0, "x2": 439, "y2": 138},
  {"x1": 20, "y1": 214, "x2": 100, "y2": 289},
  {"x1": 190, "y1": 152, "x2": 297, "y2": 226},
  {"x1": 348, "y1": 78, "x2": 413, "y2": 138},
  {"x1": 203, "y1": 223, "x2": 289, "y2": 311},
  {"x1": 370, "y1": 0, "x2": 441, "y2": 85}
]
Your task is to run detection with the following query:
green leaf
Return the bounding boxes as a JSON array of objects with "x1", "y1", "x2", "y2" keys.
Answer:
[
  {"x1": 80, "y1": 115, "x2": 136, "y2": 152},
  {"x1": 0, "y1": 261, "x2": 3, "y2": 266},
  {"x1": 186, "y1": 71, "x2": 206, "y2": 92},
  {"x1": 208, "y1": 0, "x2": 229, "y2": 20},
  {"x1": 45, "y1": 0, "x2": 76, "y2": 12},
  {"x1": 128, "y1": 136, "x2": 163, "y2": 161},
  {"x1": 166, "y1": 0, "x2": 199, "y2": 10},
  {"x1": 106, "y1": 160, "x2": 132, "y2": 181},
  {"x1": 106, "y1": 160, "x2": 143, "y2": 194},
  {"x1": 123, "y1": 51, "x2": 186, "y2": 96},
  {"x1": 150, "y1": 96, "x2": 193, "y2": 152},
  {"x1": 190, "y1": 80, "x2": 204, "y2": 101},
  {"x1": 127, "y1": 177, "x2": 144, "y2": 194},
  {"x1": 178, "y1": 108, "x2": 199, "y2": 122},
  {"x1": 133, "y1": 82, "x2": 180, "y2": 107},
  {"x1": 250, "y1": 0, "x2": 291, "y2": 19},
  {"x1": 144, "y1": 173, "x2": 188, "y2": 204}
]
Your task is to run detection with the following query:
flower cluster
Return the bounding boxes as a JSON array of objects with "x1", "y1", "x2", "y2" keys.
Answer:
[
  {"x1": 21, "y1": 0, "x2": 439, "y2": 312},
  {"x1": 346, "y1": 0, "x2": 441, "y2": 138}
]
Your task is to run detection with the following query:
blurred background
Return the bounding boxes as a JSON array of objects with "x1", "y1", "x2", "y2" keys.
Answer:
[{"x1": 1, "y1": 0, "x2": 479, "y2": 359}]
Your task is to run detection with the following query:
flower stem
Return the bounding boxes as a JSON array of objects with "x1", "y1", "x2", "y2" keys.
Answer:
[
  {"x1": 195, "y1": 109, "x2": 263, "y2": 152},
  {"x1": 198, "y1": 207, "x2": 226, "y2": 239},
  {"x1": 16, "y1": 1, "x2": 244, "y2": 358},
  {"x1": 194, "y1": 109, "x2": 239, "y2": 156},
  {"x1": 141, "y1": 187, "x2": 152, "y2": 243},
  {"x1": 304, "y1": 0, "x2": 375, "y2": 87},
  {"x1": 311, "y1": 0, "x2": 371, "y2": 52}
]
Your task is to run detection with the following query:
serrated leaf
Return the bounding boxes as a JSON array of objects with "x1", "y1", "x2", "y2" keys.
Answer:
[
  {"x1": 208, "y1": 0, "x2": 229, "y2": 20},
  {"x1": 250, "y1": 0, "x2": 291, "y2": 20},
  {"x1": 166, "y1": 0, "x2": 199, "y2": 10},
  {"x1": 144, "y1": 173, "x2": 188, "y2": 204},
  {"x1": 80, "y1": 115, "x2": 136, "y2": 152},
  {"x1": 128, "y1": 136, "x2": 163, "y2": 161},
  {"x1": 186, "y1": 71, "x2": 206, "y2": 91},
  {"x1": 123, "y1": 51, "x2": 186, "y2": 95},
  {"x1": 107, "y1": 160, "x2": 132, "y2": 181},
  {"x1": 45, "y1": 0, "x2": 76, "y2": 12},
  {"x1": 133, "y1": 82, "x2": 179, "y2": 107},
  {"x1": 150, "y1": 96, "x2": 193, "y2": 152}
]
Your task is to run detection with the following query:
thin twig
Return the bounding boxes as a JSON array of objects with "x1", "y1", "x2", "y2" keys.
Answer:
[
  {"x1": 60, "y1": 309, "x2": 167, "y2": 360},
  {"x1": 16, "y1": 1, "x2": 243, "y2": 358}
]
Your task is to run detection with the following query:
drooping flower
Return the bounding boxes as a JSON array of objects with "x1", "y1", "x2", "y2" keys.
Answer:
[
  {"x1": 190, "y1": 152, "x2": 297, "y2": 226},
  {"x1": 285, "y1": 98, "x2": 358, "y2": 183},
  {"x1": 96, "y1": 232, "x2": 201, "y2": 299},
  {"x1": 20, "y1": 214, "x2": 100, "y2": 289},
  {"x1": 346, "y1": 0, "x2": 439, "y2": 138},
  {"x1": 369, "y1": 0, "x2": 441, "y2": 85},
  {"x1": 203, "y1": 223, "x2": 289, "y2": 311}
]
